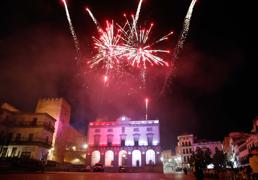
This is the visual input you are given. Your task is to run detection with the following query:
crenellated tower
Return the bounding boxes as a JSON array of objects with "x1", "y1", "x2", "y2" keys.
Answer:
[{"x1": 35, "y1": 98, "x2": 71, "y2": 162}]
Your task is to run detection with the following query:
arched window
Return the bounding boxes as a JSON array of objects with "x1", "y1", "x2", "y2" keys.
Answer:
[
  {"x1": 132, "y1": 150, "x2": 141, "y2": 167},
  {"x1": 105, "y1": 150, "x2": 114, "y2": 167},
  {"x1": 118, "y1": 150, "x2": 127, "y2": 166},
  {"x1": 146, "y1": 149, "x2": 155, "y2": 165},
  {"x1": 91, "y1": 151, "x2": 100, "y2": 166}
]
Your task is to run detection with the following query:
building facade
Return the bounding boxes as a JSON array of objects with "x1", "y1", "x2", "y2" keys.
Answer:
[
  {"x1": 223, "y1": 117, "x2": 258, "y2": 167},
  {"x1": 0, "y1": 105, "x2": 55, "y2": 160},
  {"x1": 35, "y1": 98, "x2": 71, "y2": 162},
  {"x1": 86, "y1": 116, "x2": 161, "y2": 168},
  {"x1": 176, "y1": 133, "x2": 223, "y2": 167},
  {"x1": 0, "y1": 98, "x2": 86, "y2": 163},
  {"x1": 64, "y1": 126, "x2": 87, "y2": 165}
]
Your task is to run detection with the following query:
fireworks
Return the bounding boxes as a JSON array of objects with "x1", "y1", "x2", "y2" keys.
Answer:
[
  {"x1": 160, "y1": 0, "x2": 197, "y2": 95},
  {"x1": 61, "y1": 0, "x2": 197, "y2": 94},
  {"x1": 62, "y1": 0, "x2": 81, "y2": 60},
  {"x1": 88, "y1": 20, "x2": 123, "y2": 70},
  {"x1": 86, "y1": 0, "x2": 173, "y2": 71}
]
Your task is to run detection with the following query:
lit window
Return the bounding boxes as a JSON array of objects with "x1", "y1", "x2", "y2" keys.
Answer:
[{"x1": 147, "y1": 127, "x2": 152, "y2": 131}]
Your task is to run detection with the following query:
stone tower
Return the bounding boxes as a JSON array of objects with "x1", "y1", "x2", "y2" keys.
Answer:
[{"x1": 35, "y1": 98, "x2": 71, "y2": 162}]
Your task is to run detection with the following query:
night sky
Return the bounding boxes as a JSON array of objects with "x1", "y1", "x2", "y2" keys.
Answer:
[{"x1": 0, "y1": 0, "x2": 256, "y2": 150}]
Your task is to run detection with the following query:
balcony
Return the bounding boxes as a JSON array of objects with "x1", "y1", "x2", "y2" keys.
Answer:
[
  {"x1": 4, "y1": 121, "x2": 55, "y2": 132},
  {"x1": 10, "y1": 137, "x2": 52, "y2": 148}
]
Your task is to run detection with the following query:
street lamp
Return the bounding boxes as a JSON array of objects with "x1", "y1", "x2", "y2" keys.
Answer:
[{"x1": 82, "y1": 143, "x2": 88, "y2": 149}]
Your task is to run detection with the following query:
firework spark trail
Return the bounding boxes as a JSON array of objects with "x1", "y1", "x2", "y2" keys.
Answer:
[
  {"x1": 145, "y1": 98, "x2": 149, "y2": 120},
  {"x1": 160, "y1": 0, "x2": 197, "y2": 95},
  {"x1": 173, "y1": 0, "x2": 197, "y2": 60},
  {"x1": 132, "y1": 0, "x2": 143, "y2": 32},
  {"x1": 86, "y1": 8, "x2": 102, "y2": 30},
  {"x1": 62, "y1": 0, "x2": 81, "y2": 59}
]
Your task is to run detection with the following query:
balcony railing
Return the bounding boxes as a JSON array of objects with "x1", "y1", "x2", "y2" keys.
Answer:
[
  {"x1": 3, "y1": 121, "x2": 55, "y2": 132},
  {"x1": 10, "y1": 137, "x2": 52, "y2": 148}
]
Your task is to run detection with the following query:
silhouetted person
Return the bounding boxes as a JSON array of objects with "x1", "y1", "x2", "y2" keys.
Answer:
[
  {"x1": 183, "y1": 167, "x2": 188, "y2": 175},
  {"x1": 194, "y1": 158, "x2": 204, "y2": 180}
]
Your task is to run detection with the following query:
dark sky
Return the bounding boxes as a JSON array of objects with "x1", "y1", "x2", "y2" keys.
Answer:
[{"x1": 0, "y1": 0, "x2": 256, "y2": 150}]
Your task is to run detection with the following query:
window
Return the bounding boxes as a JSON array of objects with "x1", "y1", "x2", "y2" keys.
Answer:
[
  {"x1": 7, "y1": 133, "x2": 13, "y2": 142},
  {"x1": 0, "y1": 131, "x2": 4, "y2": 139},
  {"x1": 122, "y1": 127, "x2": 125, "y2": 133},
  {"x1": 183, "y1": 149, "x2": 185, "y2": 154},
  {"x1": 32, "y1": 118, "x2": 37, "y2": 125},
  {"x1": 147, "y1": 127, "x2": 152, "y2": 131},
  {"x1": 11, "y1": 147, "x2": 17, "y2": 157},
  {"x1": 147, "y1": 133, "x2": 154, "y2": 146},
  {"x1": 95, "y1": 129, "x2": 100, "y2": 133},
  {"x1": 107, "y1": 134, "x2": 113, "y2": 146},
  {"x1": 94, "y1": 135, "x2": 100, "y2": 146},
  {"x1": 182, "y1": 142, "x2": 185, "y2": 146},
  {"x1": 107, "y1": 129, "x2": 113, "y2": 132},
  {"x1": 133, "y1": 128, "x2": 139, "y2": 132},
  {"x1": 186, "y1": 149, "x2": 188, "y2": 154},
  {"x1": 121, "y1": 139, "x2": 125, "y2": 146},
  {"x1": 20, "y1": 152, "x2": 31, "y2": 159},
  {"x1": 120, "y1": 134, "x2": 126, "y2": 146},
  {"x1": 1, "y1": 148, "x2": 7, "y2": 157},
  {"x1": 28, "y1": 133, "x2": 33, "y2": 141},
  {"x1": 15, "y1": 133, "x2": 21, "y2": 141},
  {"x1": 133, "y1": 134, "x2": 140, "y2": 146}
]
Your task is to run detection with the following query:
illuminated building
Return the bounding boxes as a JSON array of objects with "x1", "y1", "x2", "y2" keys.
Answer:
[
  {"x1": 176, "y1": 134, "x2": 222, "y2": 167},
  {"x1": 86, "y1": 116, "x2": 161, "y2": 168},
  {"x1": 35, "y1": 98, "x2": 71, "y2": 162},
  {"x1": 0, "y1": 98, "x2": 86, "y2": 163},
  {"x1": 64, "y1": 126, "x2": 87, "y2": 165},
  {"x1": 0, "y1": 103, "x2": 55, "y2": 160}
]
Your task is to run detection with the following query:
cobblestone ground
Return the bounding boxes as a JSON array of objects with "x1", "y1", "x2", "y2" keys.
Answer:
[{"x1": 0, "y1": 172, "x2": 200, "y2": 180}]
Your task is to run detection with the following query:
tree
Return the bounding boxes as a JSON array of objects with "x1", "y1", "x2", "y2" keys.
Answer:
[
  {"x1": 213, "y1": 147, "x2": 227, "y2": 170},
  {"x1": 190, "y1": 147, "x2": 212, "y2": 169}
]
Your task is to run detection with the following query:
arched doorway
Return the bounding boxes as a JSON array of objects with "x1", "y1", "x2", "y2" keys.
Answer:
[
  {"x1": 91, "y1": 150, "x2": 100, "y2": 166},
  {"x1": 105, "y1": 150, "x2": 114, "y2": 167},
  {"x1": 118, "y1": 150, "x2": 127, "y2": 166},
  {"x1": 146, "y1": 149, "x2": 155, "y2": 165},
  {"x1": 132, "y1": 150, "x2": 141, "y2": 167}
]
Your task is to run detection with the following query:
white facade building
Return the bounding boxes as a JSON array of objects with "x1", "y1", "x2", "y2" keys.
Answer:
[{"x1": 86, "y1": 116, "x2": 161, "y2": 168}]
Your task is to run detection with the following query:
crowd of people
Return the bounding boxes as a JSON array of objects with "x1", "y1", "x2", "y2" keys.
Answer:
[{"x1": 188, "y1": 146, "x2": 258, "y2": 179}]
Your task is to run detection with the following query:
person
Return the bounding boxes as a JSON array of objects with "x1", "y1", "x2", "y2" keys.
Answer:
[
  {"x1": 194, "y1": 158, "x2": 204, "y2": 180},
  {"x1": 183, "y1": 167, "x2": 188, "y2": 175},
  {"x1": 249, "y1": 146, "x2": 258, "y2": 180}
]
